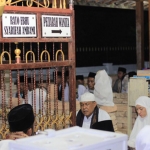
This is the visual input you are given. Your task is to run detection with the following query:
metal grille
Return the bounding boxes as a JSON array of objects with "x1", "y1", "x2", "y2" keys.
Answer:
[
  {"x1": 0, "y1": 43, "x2": 74, "y2": 139},
  {"x1": 0, "y1": 3, "x2": 76, "y2": 139}
]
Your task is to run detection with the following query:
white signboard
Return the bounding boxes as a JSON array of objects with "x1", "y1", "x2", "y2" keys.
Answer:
[
  {"x1": 2, "y1": 14, "x2": 37, "y2": 37},
  {"x1": 42, "y1": 15, "x2": 71, "y2": 37}
]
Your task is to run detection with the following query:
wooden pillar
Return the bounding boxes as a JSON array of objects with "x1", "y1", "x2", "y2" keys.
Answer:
[
  {"x1": 149, "y1": 0, "x2": 150, "y2": 67},
  {"x1": 136, "y1": 1, "x2": 144, "y2": 69},
  {"x1": 68, "y1": 10, "x2": 76, "y2": 126}
]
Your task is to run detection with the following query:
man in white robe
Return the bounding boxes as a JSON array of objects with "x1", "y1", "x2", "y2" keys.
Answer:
[
  {"x1": 28, "y1": 88, "x2": 46, "y2": 114},
  {"x1": 13, "y1": 76, "x2": 25, "y2": 99},
  {"x1": 53, "y1": 71, "x2": 62, "y2": 101},
  {"x1": 76, "y1": 92, "x2": 114, "y2": 132},
  {"x1": 64, "y1": 83, "x2": 69, "y2": 102},
  {"x1": 76, "y1": 75, "x2": 86, "y2": 100},
  {"x1": 64, "y1": 70, "x2": 69, "y2": 102},
  {"x1": 27, "y1": 79, "x2": 47, "y2": 114}
]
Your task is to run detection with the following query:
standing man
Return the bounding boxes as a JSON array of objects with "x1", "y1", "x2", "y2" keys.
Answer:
[
  {"x1": 53, "y1": 70, "x2": 69, "y2": 102},
  {"x1": 14, "y1": 76, "x2": 25, "y2": 99},
  {"x1": 27, "y1": 78, "x2": 47, "y2": 114},
  {"x1": 53, "y1": 71, "x2": 62, "y2": 101},
  {"x1": 113, "y1": 67, "x2": 127, "y2": 93},
  {"x1": 76, "y1": 92, "x2": 114, "y2": 132},
  {"x1": 85, "y1": 72, "x2": 96, "y2": 94},
  {"x1": 64, "y1": 70, "x2": 69, "y2": 102},
  {"x1": 76, "y1": 75, "x2": 86, "y2": 100}
]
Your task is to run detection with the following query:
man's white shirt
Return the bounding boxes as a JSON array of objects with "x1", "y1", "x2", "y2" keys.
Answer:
[
  {"x1": 82, "y1": 114, "x2": 93, "y2": 129},
  {"x1": 28, "y1": 88, "x2": 47, "y2": 114}
]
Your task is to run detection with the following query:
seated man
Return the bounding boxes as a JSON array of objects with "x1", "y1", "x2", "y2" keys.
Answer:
[
  {"x1": 7, "y1": 104, "x2": 35, "y2": 140},
  {"x1": 85, "y1": 72, "x2": 96, "y2": 94},
  {"x1": 76, "y1": 92, "x2": 114, "y2": 132}
]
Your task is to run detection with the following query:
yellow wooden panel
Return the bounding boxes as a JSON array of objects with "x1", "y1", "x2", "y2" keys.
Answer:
[{"x1": 137, "y1": 70, "x2": 150, "y2": 76}]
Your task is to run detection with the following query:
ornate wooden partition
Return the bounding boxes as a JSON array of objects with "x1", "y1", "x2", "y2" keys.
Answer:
[{"x1": 0, "y1": 0, "x2": 76, "y2": 139}]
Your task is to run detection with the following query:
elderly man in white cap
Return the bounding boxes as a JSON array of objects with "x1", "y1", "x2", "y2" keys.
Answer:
[{"x1": 76, "y1": 92, "x2": 114, "y2": 132}]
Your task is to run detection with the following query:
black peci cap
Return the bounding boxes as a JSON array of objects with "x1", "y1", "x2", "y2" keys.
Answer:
[
  {"x1": 76, "y1": 75, "x2": 84, "y2": 81},
  {"x1": 8, "y1": 104, "x2": 34, "y2": 132},
  {"x1": 118, "y1": 67, "x2": 126, "y2": 73},
  {"x1": 88, "y1": 72, "x2": 96, "y2": 78}
]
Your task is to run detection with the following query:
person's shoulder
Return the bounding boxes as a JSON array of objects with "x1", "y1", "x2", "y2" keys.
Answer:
[
  {"x1": 135, "y1": 125, "x2": 150, "y2": 150},
  {"x1": 78, "y1": 84, "x2": 86, "y2": 89},
  {"x1": 98, "y1": 108, "x2": 108, "y2": 114},
  {"x1": 98, "y1": 108, "x2": 110, "y2": 119},
  {"x1": 35, "y1": 87, "x2": 46, "y2": 92},
  {"x1": 123, "y1": 74, "x2": 129, "y2": 81},
  {"x1": 84, "y1": 88, "x2": 89, "y2": 92}
]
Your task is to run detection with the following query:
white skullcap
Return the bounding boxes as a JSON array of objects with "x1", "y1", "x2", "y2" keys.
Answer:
[{"x1": 80, "y1": 92, "x2": 95, "y2": 102}]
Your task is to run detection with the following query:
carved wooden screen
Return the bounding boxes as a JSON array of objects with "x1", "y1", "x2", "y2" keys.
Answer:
[{"x1": 0, "y1": 1, "x2": 76, "y2": 139}]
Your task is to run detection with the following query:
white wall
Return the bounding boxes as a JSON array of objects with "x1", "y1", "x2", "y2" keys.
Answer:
[
  {"x1": 11, "y1": 61, "x2": 149, "y2": 82},
  {"x1": 76, "y1": 63, "x2": 137, "y2": 77}
]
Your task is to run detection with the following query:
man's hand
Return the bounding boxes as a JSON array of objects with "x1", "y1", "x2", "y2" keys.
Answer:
[{"x1": 6, "y1": 132, "x2": 28, "y2": 140}]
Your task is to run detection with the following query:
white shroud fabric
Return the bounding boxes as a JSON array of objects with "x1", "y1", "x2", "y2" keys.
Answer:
[
  {"x1": 136, "y1": 125, "x2": 150, "y2": 150},
  {"x1": 109, "y1": 76, "x2": 112, "y2": 87},
  {"x1": 128, "y1": 96, "x2": 150, "y2": 148},
  {"x1": 0, "y1": 140, "x2": 13, "y2": 150},
  {"x1": 94, "y1": 70, "x2": 114, "y2": 106}
]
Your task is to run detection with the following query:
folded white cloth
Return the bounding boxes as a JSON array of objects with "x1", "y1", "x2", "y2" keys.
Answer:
[
  {"x1": 0, "y1": 140, "x2": 13, "y2": 150},
  {"x1": 94, "y1": 70, "x2": 114, "y2": 106},
  {"x1": 136, "y1": 125, "x2": 150, "y2": 150}
]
